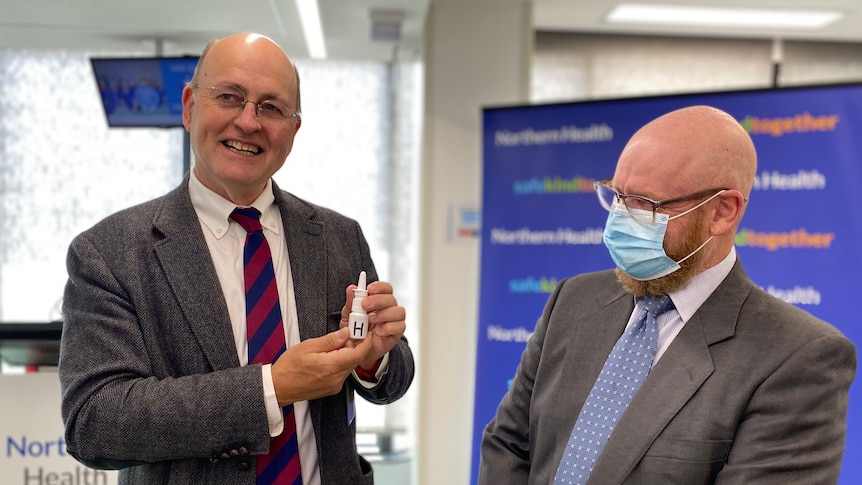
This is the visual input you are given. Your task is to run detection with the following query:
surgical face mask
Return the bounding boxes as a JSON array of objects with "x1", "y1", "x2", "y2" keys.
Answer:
[{"x1": 602, "y1": 191, "x2": 722, "y2": 281}]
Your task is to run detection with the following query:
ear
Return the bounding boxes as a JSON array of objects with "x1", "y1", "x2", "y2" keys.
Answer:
[
  {"x1": 181, "y1": 85, "x2": 194, "y2": 131},
  {"x1": 710, "y1": 190, "x2": 744, "y2": 236}
]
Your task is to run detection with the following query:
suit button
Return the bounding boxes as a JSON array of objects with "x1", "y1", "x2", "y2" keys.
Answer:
[{"x1": 236, "y1": 458, "x2": 251, "y2": 471}]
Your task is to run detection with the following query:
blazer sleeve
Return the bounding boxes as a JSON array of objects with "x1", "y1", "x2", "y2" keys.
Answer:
[
  {"x1": 715, "y1": 331, "x2": 856, "y2": 484},
  {"x1": 59, "y1": 232, "x2": 273, "y2": 469}
]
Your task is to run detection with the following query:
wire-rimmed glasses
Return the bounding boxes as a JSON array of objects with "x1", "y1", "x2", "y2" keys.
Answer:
[
  {"x1": 193, "y1": 84, "x2": 300, "y2": 122},
  {"x1": 594, "y1": 179, "x2": 728, "y2": 223}
]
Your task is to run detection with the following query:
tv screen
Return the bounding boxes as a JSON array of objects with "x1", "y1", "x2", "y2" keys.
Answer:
[{"x1": 90, "y1": 56, "x2": 199, "y2": 128}]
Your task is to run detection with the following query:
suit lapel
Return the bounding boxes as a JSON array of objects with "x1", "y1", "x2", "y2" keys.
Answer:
[
  {"x1": 272, "y1": 184, "x2": 330, "y2": 450},
  {"x1": 274, "y1": 185, "x2": 327, "y2": 342},
  {"x1": 587, "y1": 262, "x2": 752, "y2": 484},
  {"x1": 588, "y1": 317, "x2": 715, "y2": 484},
  {"x1": 152, "y1": 180, "x2": 240, "y2": 371}
]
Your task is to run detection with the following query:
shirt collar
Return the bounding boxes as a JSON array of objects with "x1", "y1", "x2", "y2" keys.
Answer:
[
  {"x1": 189, "y1": 170, "x2": 281, "y2": 239},
  {"x1": 668, "y1": 246, "x2": 737, "y2": 323}
]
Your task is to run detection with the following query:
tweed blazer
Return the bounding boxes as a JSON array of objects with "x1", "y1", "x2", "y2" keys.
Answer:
[
  {"x1": 59, "y1": 178, "x2": 414, "y2": 484},
  {"x1": 479, "y1": 262, "x2": 856, "y2": 485}
]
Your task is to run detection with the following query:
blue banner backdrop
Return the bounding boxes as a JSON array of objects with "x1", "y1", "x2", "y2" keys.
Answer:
[{"x1": 472, "y1": 83, "x2": 862, "y2": 484}]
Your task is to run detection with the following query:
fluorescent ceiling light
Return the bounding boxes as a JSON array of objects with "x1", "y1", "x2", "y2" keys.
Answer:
[
  {"x1": 607, "y1": 3, "x2": 843, "y2": 30},
  {"x1": 295, "y1": 0, "x2": 327, "y2": 58}
]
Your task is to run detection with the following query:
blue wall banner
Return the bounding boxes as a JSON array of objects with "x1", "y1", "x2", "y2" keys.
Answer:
[{"x1": 472, "y1": 83, "x2": 862, "y2": 484}]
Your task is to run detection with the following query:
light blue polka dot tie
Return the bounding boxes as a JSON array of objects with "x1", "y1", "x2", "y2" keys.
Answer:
[{"x1": 553, "y1": 295, "x2": 675, "y2": 485}]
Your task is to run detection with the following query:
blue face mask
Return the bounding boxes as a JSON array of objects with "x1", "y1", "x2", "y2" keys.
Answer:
[{"x1": 602, "y1": 192, "x2": 721, "y2": 281}]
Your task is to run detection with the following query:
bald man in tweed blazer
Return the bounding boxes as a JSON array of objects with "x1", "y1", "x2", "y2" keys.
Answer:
[
  {"x1": 60, "y1": 32, "x2": 413, "y2": 485},
  {"x1": 59, "y1": 178, "x2": 414, "y2": 484}
]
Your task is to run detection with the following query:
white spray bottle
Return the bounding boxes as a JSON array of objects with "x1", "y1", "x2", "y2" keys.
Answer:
[{"x1": 349, "y1": 271, "x2": 369, "y2": 340}]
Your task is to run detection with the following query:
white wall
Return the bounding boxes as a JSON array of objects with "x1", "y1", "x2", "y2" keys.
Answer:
[
  {"x1": 532, "y1": 33, "x2": 862, "y2": 103},
  {"x1": 417, "y1": 1, "x2": 531, "y2": 484}
]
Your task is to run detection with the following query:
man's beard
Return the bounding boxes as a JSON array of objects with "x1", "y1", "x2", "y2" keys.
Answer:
[{"x1": 616, "y1": 214, "x2": 708, "y2": 297}]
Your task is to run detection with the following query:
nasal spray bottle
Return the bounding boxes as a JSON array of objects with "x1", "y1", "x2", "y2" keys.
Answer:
[{"x1": 349, "y1": 271, "x2": 369, "y2": 340}]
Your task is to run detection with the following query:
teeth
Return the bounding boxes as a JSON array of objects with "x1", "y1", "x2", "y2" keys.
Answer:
[{"x1": 224, "y1": 140, "x2": 260, "y2": 155}]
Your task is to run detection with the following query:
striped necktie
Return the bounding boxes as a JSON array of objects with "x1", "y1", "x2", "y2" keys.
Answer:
[
  {"x1": 231, "y1": 207, "x2": 302, "y2": 485},
  {"x1": 554, "y1": 294, "x2": 674, "y2": 485}
]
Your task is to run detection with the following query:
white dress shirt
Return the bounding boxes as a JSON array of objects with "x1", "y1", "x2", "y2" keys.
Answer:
[
  {"x1": 624, "y1": 246, "x2": 737, "y2": 364},
  {"x1": 188, "y1": 172, "x2": 321, "y2": 485}
]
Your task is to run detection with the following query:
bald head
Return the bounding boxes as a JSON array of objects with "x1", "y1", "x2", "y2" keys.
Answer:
[
  {"x1": 615, "y1": 105, "x2": 757, "y2": 201},
  {"x1": 191, "y1": 32, "x2": 301, "y2": 113}
]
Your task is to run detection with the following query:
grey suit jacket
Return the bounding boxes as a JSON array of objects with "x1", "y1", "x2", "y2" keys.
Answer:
[
  {"x1": 59, "y1": 178, "x2": 414, "y2": 484},
  {"x1": 479, "y1": 262, "x2": 856, "y2": 485}
]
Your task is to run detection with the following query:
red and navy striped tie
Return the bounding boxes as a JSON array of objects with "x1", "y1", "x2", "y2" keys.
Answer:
[{"x1": 231, "y1": 207, "x2": 302, "y2": 485}]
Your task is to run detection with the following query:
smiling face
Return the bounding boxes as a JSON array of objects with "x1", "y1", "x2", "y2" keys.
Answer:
[{"x1": 182, "y1": 33, "x2": 301, "y2": 205}]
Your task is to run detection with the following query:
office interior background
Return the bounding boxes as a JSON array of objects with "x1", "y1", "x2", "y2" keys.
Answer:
[{"x1": 1, "y1": 1, "x2": 861, "y2": 484}]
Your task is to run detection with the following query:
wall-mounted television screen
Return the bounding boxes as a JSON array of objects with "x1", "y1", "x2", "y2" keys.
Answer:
[{"x1": 90, "y1": 56, "x2": 199, "y2": 128}]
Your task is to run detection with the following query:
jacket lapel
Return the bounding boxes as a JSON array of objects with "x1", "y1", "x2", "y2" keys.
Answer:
[
  {"x1": 273, "y1": 185, "x2": 327, "y2": 341},
  {"x1": 272, "y1": 184, "x2": 330, "y2": 449},
  {"x1": 587, "y1": 261, "x2": 752, "y2": 484},
  {"x1": 152, "y1": 180, "x2": 240, "y2": 371}
]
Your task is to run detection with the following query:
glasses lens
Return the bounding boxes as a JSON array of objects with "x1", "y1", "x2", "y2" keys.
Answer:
[
  {"x1": 594, "y1": 182, "x2": 617, "y2": 211},
  {"x1": 622, "y1": 198, "x2": 657, "y2": 223},
  {"x1": 210, "y1": 85, "x2": 244, "y2": 108},
  {"x1": 257, "y1": 101, "x2": 288, "y2": 120}
]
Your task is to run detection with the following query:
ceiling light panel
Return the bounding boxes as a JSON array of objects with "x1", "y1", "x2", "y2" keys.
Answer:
[
  {"x1": 295, "y1": 0, "x2": 327, "y2": 58},
  {"x1": 606, "y1": 3, "x2": 843, "y2": 30}
]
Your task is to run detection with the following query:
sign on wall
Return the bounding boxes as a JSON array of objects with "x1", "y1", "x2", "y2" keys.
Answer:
[
  {"x1": 472, "y1": 83, "x2": 862, "y2": 484},
  {"x1": 1, "y1": 373, "x2": 119, "y2": 484}
]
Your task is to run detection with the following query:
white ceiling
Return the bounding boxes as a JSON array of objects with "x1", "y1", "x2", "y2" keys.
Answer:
[
  {"x1": 0, "y1": 0, "x2": 432, "y2": 60},
  {"x1": 535, "y1": 0, "x2": 862, "y2": 44},
  {"x1": 0, "y1": 0, "x2": 860, "y2": 61}
]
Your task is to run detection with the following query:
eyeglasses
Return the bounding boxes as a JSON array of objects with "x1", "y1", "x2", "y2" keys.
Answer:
[
  {"x1": 594, "y1": 179, "x2": 728, "y2": 223},
  {"x1": 193, "y1": 84, "x2": 300, "y2": 122}
]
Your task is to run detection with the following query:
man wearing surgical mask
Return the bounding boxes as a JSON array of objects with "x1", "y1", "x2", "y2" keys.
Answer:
[{"x1": 479, "y1": 105, "x2": 856, "y2": 485}]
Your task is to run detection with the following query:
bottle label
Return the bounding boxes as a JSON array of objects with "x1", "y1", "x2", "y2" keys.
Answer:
[{"x1": 350, "y1": 313, "x2": 369, "y2": 339}]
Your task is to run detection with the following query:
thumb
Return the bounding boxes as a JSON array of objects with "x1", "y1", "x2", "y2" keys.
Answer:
[{"x1": 316, "y1": 327, "x2": 350, "y2": 351}]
